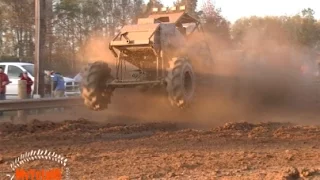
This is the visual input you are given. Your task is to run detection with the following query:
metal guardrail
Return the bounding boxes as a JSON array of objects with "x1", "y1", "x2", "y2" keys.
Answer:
[{"x1": 0, "y1": 97, "x2": 83, "y2": 111}]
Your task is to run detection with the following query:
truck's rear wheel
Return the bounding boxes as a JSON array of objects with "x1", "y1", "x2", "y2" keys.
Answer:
[
  {"x1": 166, "y1": 57, "x2": 195, "y2": 108},
  {"x1": 81, "y1": 61, "x2": 114, "y2": 111}
]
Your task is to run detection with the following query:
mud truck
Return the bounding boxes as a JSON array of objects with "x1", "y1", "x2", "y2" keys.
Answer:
[{"x1": 80, "y1": 6, "x2": 213, "y2": 111}]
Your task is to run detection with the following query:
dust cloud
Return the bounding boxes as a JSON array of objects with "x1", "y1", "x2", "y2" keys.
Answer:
[
  {"x1": 76, "y1": 34, "x2": 138, "y2": 77},
  {"x1": 181, "y1": 22, "x2": 320, "y2": 127},
  {"x1": 73, "y1": 23, "x2": 320, "y2": 129},
  {"x1": 77, "y1": 35, "x2": 115, "y2": 65}
]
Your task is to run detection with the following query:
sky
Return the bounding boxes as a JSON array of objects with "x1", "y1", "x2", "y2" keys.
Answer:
[{"x1": 145, "y1": 0, "x2": 320, "y2": 23}]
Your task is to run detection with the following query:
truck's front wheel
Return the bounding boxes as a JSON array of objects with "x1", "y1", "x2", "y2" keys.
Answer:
[
  {"x1": 80, "y1": 61, "x2": 114, "y2": 111},
  {"x1": 166, "y1": 57, "x2": 195, "y2": 108}
]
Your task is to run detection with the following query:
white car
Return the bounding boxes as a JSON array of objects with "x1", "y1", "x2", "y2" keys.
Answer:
[{"x1": 0, "y1": 62, "x2": 80, "y2": 99}]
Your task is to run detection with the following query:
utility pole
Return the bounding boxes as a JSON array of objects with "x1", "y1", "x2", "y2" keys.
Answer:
[{"x1": 34, "y1": 0, "x2": 46, "y2": 98}]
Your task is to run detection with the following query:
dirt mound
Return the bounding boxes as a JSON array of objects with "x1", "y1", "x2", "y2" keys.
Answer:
[
  {"x1": 220, "y1": 122, "x2": 256, "y2": 131},
  {"x1": 0, "y1": 118, "x2": 180, "y2": 137},
  {"x1": 0, "y1": 119, "x2": 60, "y2": 135},
  {"x1": 214, "y1": 121, "x2": 288, "y2": 135}
]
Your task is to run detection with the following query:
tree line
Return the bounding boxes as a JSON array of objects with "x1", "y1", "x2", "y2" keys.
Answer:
[{"x1": 0, "y1": 0, "x2": 318, "y2": 76}]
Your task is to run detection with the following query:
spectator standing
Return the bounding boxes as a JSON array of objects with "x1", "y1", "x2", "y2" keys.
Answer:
[
  {"x1": 20, "y1": 71, "x2": 33, "y2": 99},
  {"x1": 0, "y1": 67, "x2": 10, "y2": 116},
  {"x1": 52, "y1": 72, "x2": 65, "y2": 112},
  {"x1": 52, "y1": 72, "x2": 66, "y2": 97},
  {"x1": 44, "y1": 70, "x2": 52, "y2": 97}
]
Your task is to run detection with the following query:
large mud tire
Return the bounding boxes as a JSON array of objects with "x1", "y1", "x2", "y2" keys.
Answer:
[
  {"x1": 81, "y1": 61, "x2": 114, "y2": 111},
  {"x1": 166, "y1": 57, "x2": 195, "y2": 108}
]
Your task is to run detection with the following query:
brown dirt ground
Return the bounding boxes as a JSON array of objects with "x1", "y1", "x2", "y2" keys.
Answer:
[
  {"x1": 0, "y1": 78, "x2": 320, "y2": 180},
  {"x1": 0, "y1": 119, "x2": 319, "y2": 180}
]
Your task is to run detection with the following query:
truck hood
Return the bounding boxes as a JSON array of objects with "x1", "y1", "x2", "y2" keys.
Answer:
[{"x1": 63, "y1": 77, "x2": 75, "y2": 82}]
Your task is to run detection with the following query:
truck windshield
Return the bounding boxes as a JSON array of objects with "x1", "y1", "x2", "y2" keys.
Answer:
[{"x1": 21, "y1": 65, "x2": 34, "y2": 77}]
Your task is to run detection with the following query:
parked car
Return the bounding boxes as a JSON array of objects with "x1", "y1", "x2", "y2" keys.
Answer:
[{"x1": 0, "y1": 62, "x2": 80, "y2": 99}]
